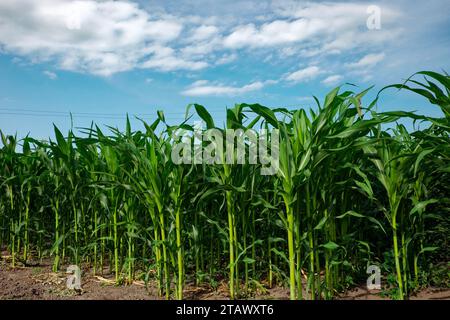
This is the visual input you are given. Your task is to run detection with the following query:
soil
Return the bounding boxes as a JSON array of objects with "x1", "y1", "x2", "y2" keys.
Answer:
[{"x1": 0, "y1": 254, "x2": 448, "y2": 300}]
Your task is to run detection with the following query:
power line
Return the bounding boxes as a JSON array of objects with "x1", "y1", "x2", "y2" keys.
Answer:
[
  {"x1": 0, "y1": 106, "x2": 227, "y2": 123},
  {"x1": 0, "y1": 111, "x2": 155, "y2": 120},
  {"x1": 0, "y1": 107, "x2": 226, "y2": 116},
  {"x1": 0, "y1": 112, "x2": 227, "y2": 123},
  {"x1": 0, "y1": 110, "x2": 227, "y2": 123},
  {"x1": 0, "y1": 103, "x2": 314, "y2": 124}
]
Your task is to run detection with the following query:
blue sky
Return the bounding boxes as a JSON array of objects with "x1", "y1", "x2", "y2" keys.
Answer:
[{"x1": 0, "y1": 0, "x2": 449, "y2": 139}]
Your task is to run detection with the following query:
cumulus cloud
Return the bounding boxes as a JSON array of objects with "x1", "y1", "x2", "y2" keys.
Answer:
[
  {"x1": 0, "y1": 0, "x2": 421, "y2": 87},
  {"x1": 140, "y1": 45, "x2": 208, "y2": 71},
  {"x1": 285, "y1": 66, "x2": 321, "y2": 83},
  {"x1": 223, "y1": 2, "x2": 399, "y2": 52},
  {"x1": 188, "y1": 25, "x2": 219, "y2": 41},
  {"x1": 321, "y1": 75, "x2": 343, "y2": 86},
  {"x1": 215, "y1": 53, "x2": 238, "y2": 65},
  {"x1": 181, "y1": 80, "x2": 266, "y2": 96},
  {"x1": 0, "y1": 0, "x2": 204, "y2": 75},
  {"x1": 223, "y1": 20, "x2": 325, "y2": 49},
  {"x1": 346, "y1": 53, "x2": 386, "y2": 69}
]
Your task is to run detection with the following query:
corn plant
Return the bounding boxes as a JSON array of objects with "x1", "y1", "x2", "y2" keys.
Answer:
[{"x1": 0, "y1": 71, "x2": 448, "y2": 300}]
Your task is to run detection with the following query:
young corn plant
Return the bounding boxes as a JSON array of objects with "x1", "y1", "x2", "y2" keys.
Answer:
[{"x1": 0, "y1": 71, "x2": 448, "y2": 300}]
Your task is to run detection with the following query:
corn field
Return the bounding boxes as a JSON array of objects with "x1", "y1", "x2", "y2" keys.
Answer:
[{"x1": 0, "y1": 71, "x2": 449, "y2": 300}]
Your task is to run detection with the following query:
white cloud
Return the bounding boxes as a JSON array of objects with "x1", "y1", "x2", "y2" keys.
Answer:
[
  {"x1": 179, "y1": 38, "x2": 221, "y2": 59},
  {"x1": 141, "y1": 46, "x2": 208, "y2": 71},
  {"x1": 43, "y1": 70, "x2": 57, "y2": 80},
  {"x1": 188, "y1": 25, "x2": 219, "y2": 41},
  {"x1": 280, "y1": 47, "x2": 297, "y2": 57},
  {"x1": 182, "y1": 80, "x2": 265, "y2": 96},
  {"x1": 285, "y1": 66, "x2": 321, "y2": 83},
  {"x1": 361, "y1": 74, "x2": 374, "y2": 82},
  {"x1": 215, "y1": 53, "x2": 237, "y2": 65},
  {"x1": 321, "y1": 74, "x2": 343, "y2": 86},
  {"x1": 223, "y1": 20, "x2": 319, "y2": 49},
  {"x1": 0, "y1": 0, "x2": 197, "y2": 75},
  {"x1": 346, "y1": 53, "x2": 386, "y2": 69},
  {"x1": 223, "y1": 3, "x2": 399, "y2": 51},
  {"x1": 0, "y1": 0, "x2": 435, "y2": 87},
  {"x1": 341, "y1": 52, "x2": 386, "y2": 83}
]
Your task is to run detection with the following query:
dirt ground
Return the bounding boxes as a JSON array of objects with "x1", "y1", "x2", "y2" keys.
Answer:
[{"x1": 0, "y1": 254, "x2": 448, "y2": 300}]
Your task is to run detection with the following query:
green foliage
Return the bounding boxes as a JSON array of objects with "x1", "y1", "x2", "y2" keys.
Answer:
[{"x1": 0, "y1": 71, "x2": 448, "y2": 300}]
